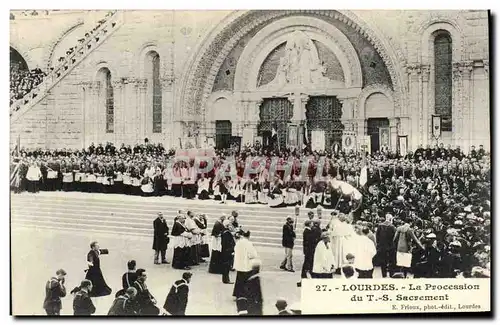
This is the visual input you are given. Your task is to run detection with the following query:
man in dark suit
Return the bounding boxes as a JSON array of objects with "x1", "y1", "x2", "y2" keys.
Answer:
[
  {"x1": 280, "y1": 217, "x2": 296, "y2": 272},
  {"x1": 43, "y1": 269, "x2": 67, "y2": 315},
  {"x1": 153, "y1": 212, "x2": 169, "y2": 265},
  {"x1": 300, "y1": 220, "x2": 315, "y2": 280}
]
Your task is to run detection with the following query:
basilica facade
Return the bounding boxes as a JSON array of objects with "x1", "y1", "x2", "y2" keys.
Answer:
[{"x1": 10, "y1": 10, "x2": 490, "y2": 153}]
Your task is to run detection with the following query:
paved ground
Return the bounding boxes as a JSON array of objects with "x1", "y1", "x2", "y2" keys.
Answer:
[{"x1": 11, "y1": 226, "x2": 307, "y2": 316}]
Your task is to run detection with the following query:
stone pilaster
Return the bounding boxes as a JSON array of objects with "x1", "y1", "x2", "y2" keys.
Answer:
[
  {"x1": 406, "y1": 63, "x2": 421, "y2": 151},
  {"x1": 112, "y1": 80, "x2": 124, "y2": 144},
  {"x1": 421, "y1": 64, "x2": 431, "y2": 146},
  {"x1": 389, "y1": 118, "x2": 399, "y2": 152},
  {"x1": 136, "y1": 78, "x2": 148, "y2": 141}
]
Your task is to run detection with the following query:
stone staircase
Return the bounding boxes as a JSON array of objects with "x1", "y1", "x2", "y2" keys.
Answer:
[
  {"x1": 10, "y1": 11, "x2": 124, "y2": 123},
  {"x1": 10, "y1": 192, "x2": 334, "y2": 249}
]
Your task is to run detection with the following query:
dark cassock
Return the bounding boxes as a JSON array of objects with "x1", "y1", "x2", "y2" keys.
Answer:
[
  {"x1": 153, "y1": 214, "x2": 170, "y2": 264},
  {"x1": 221, "y1": 225, "x2": 236, "y2": 283},
  {"x1": 132, "y1": 280, "x2": 159, "y2": 315},
  {"x1": 375, "y1": 218, "x2": 397, "y2": 278},
  {"x1": 301, "y1": 224, "x2": 315, "y2": 279},
  {"x1": 194, "y1": 215, "x2": 210, "y2": 259},
  {"x1": 163, "y1": 275, "x2": 191, "y2": 316},
  {"x1": 241, "y1": 266, "x2": 263, "y2": 315},
  {"x1": 185, "y1": 215, "x2": 201, "y2": 266},
  {"x1": 73, "y1": 287, "x2": 96, "y2": 316},
  {"x1": 108, "y1": 291, "x2": 137, "y2": 316},
  {"x1": 122, "y1": 271, "x2": 138, "y2": 291},
  {"x1": 171, "y1": 219, "x2": 192, "y2": 270},
  {"x1": 85, "y1": 249, "x2": 112, "y2": 297},
  {"x1": 208, "y1": 219, "x2": 225, "y2": 274},
  {"x1": 43, "y1": 277, "x2": 66, "y2": 315}
]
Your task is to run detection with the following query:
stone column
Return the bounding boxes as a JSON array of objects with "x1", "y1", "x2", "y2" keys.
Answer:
[
  {"x1": 452, "y1": 63, "x2": 463, "y2": 147},
  {"x1": 112, "y1": 80, "x2": 124, "y2": 145},
  {"x1": 406, "y1": 64, "x2": 421, "y2": 151},
  {"x1": 245, "y1": 98, "x2": 262, "y2": 143},
  {"x1": 89, "y1": 81, "x2": 101, "y2": 145},
  {"x1": 421, "y1": 64, "x2": 431, "y2": 146},
  {"x1": 161, "y1": 77, "x2": 173, "y2": 146},
  {"x1": 137, "y1": 78, "x2": 148, "y2": 142},
  {"x1": 389, "y1": 118, "x2": 399, "y2": 152}
]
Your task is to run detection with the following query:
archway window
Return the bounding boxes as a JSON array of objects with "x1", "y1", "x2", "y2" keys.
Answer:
[
  {"x1": 434, "y1": 31, "x2": 453, "y2": 132},
  {"x1": 98, "y1": 68, "x2": 114, "y2": 133},
  {"x1": 145, "y1": 51, "x2": 162, "y2": 133}
]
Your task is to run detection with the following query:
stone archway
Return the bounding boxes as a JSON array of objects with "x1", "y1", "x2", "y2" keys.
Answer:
[{"x1": 176, "y1": 9, "x2": 406, "y2": 133}]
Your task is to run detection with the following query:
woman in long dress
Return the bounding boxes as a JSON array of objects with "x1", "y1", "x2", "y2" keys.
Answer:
[{"x1": 85, "y1": 241, "x2": 112, "y2": 297}]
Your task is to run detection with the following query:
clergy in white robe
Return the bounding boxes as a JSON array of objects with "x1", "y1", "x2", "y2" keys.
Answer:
[
  {"x1": 312, "y1": 233, "x2": 334, "y2": 278},
  {"x1": 328, "y1": 213, "x2": 355, "y2": 271}
]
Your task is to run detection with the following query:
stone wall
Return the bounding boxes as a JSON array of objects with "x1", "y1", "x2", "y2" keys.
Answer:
[{"x1": 10, "y1": 10, "x2": 490, "y2": 151}]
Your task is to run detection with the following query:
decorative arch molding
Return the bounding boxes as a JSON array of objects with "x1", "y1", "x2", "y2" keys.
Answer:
[
  {"x1": 234, "y1": 16, "x2": 362, "y2": 91},
  {"x1": 419, "y1": 21, "x2": 465, "y2": 64},
  {"x1": 92, "y1": 61, "x2": 119, "y2": 83},
  {"x1": 9, "y1": 43, "x2": 36, "y2": 70},
  {"x1": 135, "y1": 42, "x2": 164, "y2": 78},
  {"x1": 43, "y1": 19, "x2": 85, "y2": 70},
  {"x1": 205, "y1": 90, "x2": 235, "y2": 121},
  {"x1": 177, "y1": 10, "x2": 406, "y2": 121},
  {"x1": 357, "y1": 83, "x2": 395, "y2": 118}
]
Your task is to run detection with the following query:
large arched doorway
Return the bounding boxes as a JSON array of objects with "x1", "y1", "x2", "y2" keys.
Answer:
[
  {"x1": 177, "y1": 10, "x2": 405, "y2": 151},
  {"x1": 10, "y1": 47, "x2": 28, "y2": 72}
]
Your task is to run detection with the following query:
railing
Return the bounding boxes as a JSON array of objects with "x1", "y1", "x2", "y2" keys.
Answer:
[{"x1": 10, "y1": 10, "x2": 123, "y2": 121}]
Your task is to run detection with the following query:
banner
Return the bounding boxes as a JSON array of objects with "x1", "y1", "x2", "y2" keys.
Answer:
[
  {"x1": 379, "y1": 127, "x2": 390, "y2": 151},
  {"x1": 398, "y1": 135, "x2": 408, "y2": 156},
  {"x1": 342, "y1": 133, "x2": 356, "y2": 152},
  {"x1": 360, "y1": 135, "x2": 371, "y2": 155},
  {"x1": 432, "y1": 115, "x2": 442, "y2": 139},
  {"x1": 242, "y1": 128, "x2": 254, "y2": 147},
  {"x1": 311, "y1": 130, "x2": 325, "y2": 152},
  {"x1": 287, "y1": 124, "x2": 299, "y2": 148}
]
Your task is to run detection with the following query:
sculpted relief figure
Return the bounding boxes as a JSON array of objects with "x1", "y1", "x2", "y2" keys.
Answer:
[{"x1": 267, "y1": 30, "x2": 332, "y2": 88}]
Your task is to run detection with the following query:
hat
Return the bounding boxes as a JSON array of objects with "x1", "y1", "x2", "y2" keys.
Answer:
[
  {"x1": 426, "y1": 233, "x2": 437, "y2": 239},
  {"x1": 450, "y1": 241, "x2": 462, "y2": 247},
  {"x1": 56, "y1": 269, "x2": 67, "y2": 276}
]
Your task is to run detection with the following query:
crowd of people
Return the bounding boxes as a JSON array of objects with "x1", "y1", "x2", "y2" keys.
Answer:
[
  {"x1": 43, "y1": 209, "x2": 302, "y2": 316},
  {"x1": 10, "y1": 66, "x2": 46, "y2": 106},
  {"x1": 20, "y1": 140, "x2": 490, "y2": 314},
  {"x1": 10, "y1": 11, "x2": 115, "y2": 110}
]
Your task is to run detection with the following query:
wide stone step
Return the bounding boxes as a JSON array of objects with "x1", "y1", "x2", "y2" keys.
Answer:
[
  {"x1": 11, "y1": 219, "x2": 285, "y2": 248},
  {"x1": 10, "y1": 193, "x2": 327, "y2": 249}
]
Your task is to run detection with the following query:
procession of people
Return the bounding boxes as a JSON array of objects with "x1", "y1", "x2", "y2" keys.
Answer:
[{"x1": 29, "y1": 140, "x2": 490, "y2": 315}]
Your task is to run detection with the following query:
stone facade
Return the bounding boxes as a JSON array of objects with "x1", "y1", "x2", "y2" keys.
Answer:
[{"x1": 10, "y1": 10, "x2": 490, "y2": 152}]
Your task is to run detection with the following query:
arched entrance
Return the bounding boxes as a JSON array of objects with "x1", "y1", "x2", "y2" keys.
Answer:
[
  {"x1": 177, "y1": 10, "x2": 405, "y2": 151},
  {"x1": 10, "y1": 47, "x2": 29, "y2": 72}
]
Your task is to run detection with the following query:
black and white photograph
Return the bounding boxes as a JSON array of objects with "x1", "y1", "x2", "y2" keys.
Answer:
[{"x1": 7, "y1": 7, "x2": 491, "y2": 316}]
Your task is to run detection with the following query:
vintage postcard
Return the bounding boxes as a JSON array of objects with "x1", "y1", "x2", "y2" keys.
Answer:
[{"x1": 9, "y1": 9, "x2": 491, "y2": 316}]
